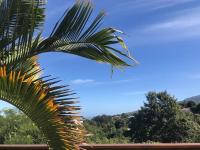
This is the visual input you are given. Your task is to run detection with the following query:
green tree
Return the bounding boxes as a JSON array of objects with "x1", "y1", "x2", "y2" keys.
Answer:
[
  {"x1": 128, "y1": 91, "x2": 200, "y2": 143},
  {"x1": 0, "y1": 109, "x2": 46, "y2": 144},
  {"x1": 191, "y1": 103, "x2": 200, "y2": 114},
  {"x1": 0, "y1": 0, "x2": 135, "y2": 149},
  {"x1": 84, "y1": 114, "x2": 130, "y2": 144},
  {"x1": 185, "y1": 101, "x2": 196, "y2": 108}
]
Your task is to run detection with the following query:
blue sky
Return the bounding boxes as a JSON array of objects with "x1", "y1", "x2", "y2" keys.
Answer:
[{"x1": 1, "y1": 0, "x2": 200, "y2": 117}]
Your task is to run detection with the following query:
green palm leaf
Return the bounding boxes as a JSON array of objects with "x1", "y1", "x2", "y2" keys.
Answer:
[
  {"x1": 37, "y1": 0, "x2": 136, "y2": 68},
  {"x1": 0, "y1": 66, "x2": 84, "y2": 150},
  {"x1": 0, "y1": 0, "x2": 136, "y2": 149},
  {"x1": 2, "y1": 0, "x2": 137, "y2": 69},
  {"x1": 0, "y1": 0, "x2": 45, "y2": 64}
]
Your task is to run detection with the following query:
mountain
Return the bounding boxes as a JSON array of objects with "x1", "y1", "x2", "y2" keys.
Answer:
[{"x1": 183, "y1": 95, "x2": 200, "y2": 104}]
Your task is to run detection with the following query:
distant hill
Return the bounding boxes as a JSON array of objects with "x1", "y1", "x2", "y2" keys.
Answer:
[{"x1": 183, "y1": 95, "x2": 200, "y2": 104}]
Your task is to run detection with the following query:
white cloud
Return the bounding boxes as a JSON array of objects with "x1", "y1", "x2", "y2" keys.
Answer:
[
  {"x1": 150, "y1": 0, "x2": 195, "y2": 10},
  {"x1": 93, "y1": 78, "x2": 141, "y2": 86},
  {"x1": 146, "y1": 9, "x2": 200, "y2": 31},
  {"x1": 95, "y1": 79, "x2": 137, "y2": 85},
  {"x1": 123, "y1": 91, "x2": 147, "y2": 96},
  {"x1": 110, "y1": 0, "x2": 195, "y2": 14},
  {"x1": 70, "y1": 79, "x2": 95, "y2": 85},
  {"x1": 129, "y1": 6, "x2": 200, "y2": 45},
  {"x1": 69, "y1": 78, "x2": 140, "y2": 86}
]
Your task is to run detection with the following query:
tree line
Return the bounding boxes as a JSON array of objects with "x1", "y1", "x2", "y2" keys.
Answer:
[{"x1": 1, "y1": 91, "x2": 200, "y2": 144}]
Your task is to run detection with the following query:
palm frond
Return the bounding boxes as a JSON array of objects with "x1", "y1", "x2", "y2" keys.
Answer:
[
  {"x1": 4, "y1": 33, "x2": 42, "y2": 69},
  {"x1": 36, "y1": 0, "x2": 137, "y2": 68},
  {"x1": 3, "y1": 0, "x2": 136, "y2": 69},
  {"x1": 0, "y1": 66, "x2": 84, "y2": 150},
  {"x1": 11, "y1": 56, "x2": 42, "y2": 80},
  {"x1": 0, "y1": 0, "x2": 45, "y2": 65},
  {"x1": 0, "y1": 1, "x2": 135, "y2": 149}
]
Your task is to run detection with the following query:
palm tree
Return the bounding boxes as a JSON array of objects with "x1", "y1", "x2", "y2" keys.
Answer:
[{"x1": 0, "y1": 0, "x2": 136, "y2": 149}]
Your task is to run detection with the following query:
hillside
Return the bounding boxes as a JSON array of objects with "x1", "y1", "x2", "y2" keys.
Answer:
[{"x1": 183, "y1": 95, "x2": 200, "y2": 104}]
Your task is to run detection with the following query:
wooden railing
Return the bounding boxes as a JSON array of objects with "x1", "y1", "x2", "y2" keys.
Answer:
[
  {"x1": 80, "y1": 143, "x2": 200, "y2": 150},
  {"x1": 1, "y1": 144, "x2": 200, "y2": 150},
  {"x1": 0, "y1": 144, "x2": 48, "y2": 150}
]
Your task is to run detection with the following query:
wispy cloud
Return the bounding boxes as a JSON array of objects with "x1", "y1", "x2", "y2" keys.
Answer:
[
  {"x1": 69, "y1": 78, "x2": 140, "y2": 86},
  {"x1": 146, "y1": 8, "x2": 200, "y2": 32},
  {"x1": 150, "y1": 0, "x2": 195, "y2": 10},
  {"x1": 130, "y1": 6, "x2": 200, "y2": 45},
  {"x1": 110, "y1": 0, "x2": 195, "y2": 14},
  {"x1": 70, "y1": 79, "x2": 95, "y2": 85},
  {"x1": 123, "y1": 91, "x2": 147, "y2": 96},
  {"x1": 95, "y1": 79, "x2": 138, "y2": 86}
]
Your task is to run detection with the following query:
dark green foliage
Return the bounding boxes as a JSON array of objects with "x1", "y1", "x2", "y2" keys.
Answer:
[
  {"x1": 84, "y1": 92, "x2": 200, "y2": 144},
  {"x1": 185, "y1": 101, "x2": 196, "y2": 108},
  {"x1": 0, "y1": 109, "x2": 46, "y2": 144},
  {"x1": 2, "y1": 91, "x2": 200, "y2": 145},
  {"x1": 84, "y1": 114, "x2": 130, "y2": 144},
  {"x1": 191, "y1": 103, "x2": 200, "y2": 114},
  {"x1": 180, "y1": 100, "x2": 197, "y2": 108},
  {"x1": 92, "y1": 115, "x2": 113, "y2": 126},
  {"x1": 160, "y1": 115, "x2": 200, "y2": 142},
  {"x1": 128, "y1": 92, "x2": 200, "y2": 143}
]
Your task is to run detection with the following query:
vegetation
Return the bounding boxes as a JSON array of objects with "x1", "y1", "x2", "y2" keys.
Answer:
[
  {"x1": 128, "y1": 92, "x2": 200, "y2": 143},
  {"x1": 83, "y1": 92, "x2": 200, "y2": 144},
  {"x1": 3, "y1": 92, "x2": 200, "y2": 144},
  {"x1": 0, "y1": 0, "x2": 134, "y2": 149},
  {"x1": 0, "y1": 109, "x2": 46, "y2": 144},
  {"x1": 180, "y1": 97, "x2": 200, "y2": 114},
  {"x1": 0, "y1": 108, "x2": 131, "y2": 144},
  {"x1": 183, "y1": 95, "x2": 200, "y2": 104},
  {"x1": 84, "y1": 114, "x2": 131, "y2": 143}
]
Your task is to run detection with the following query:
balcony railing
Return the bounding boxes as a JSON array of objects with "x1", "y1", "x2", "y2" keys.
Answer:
[{"x1": 1, "y1": 144, "x2": 200, "y2": 150}]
